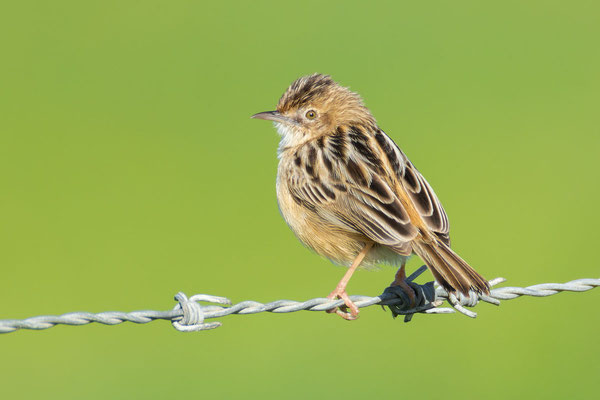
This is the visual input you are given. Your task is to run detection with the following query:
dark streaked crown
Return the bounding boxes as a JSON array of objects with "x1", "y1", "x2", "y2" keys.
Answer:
[
  {"x1": 277, "y1": 74, "x2": 336, "y2": 113},
  {"x1": 276, "y1": 74, "x2": 377, "y2": 133},
  {"x1": 277, "y1": 74, "x2": 367, "y2": 112}
]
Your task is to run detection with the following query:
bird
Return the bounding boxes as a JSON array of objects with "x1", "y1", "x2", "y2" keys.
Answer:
[{"x1": 252, "y1": 74, "x2": 489, "y2": 320}]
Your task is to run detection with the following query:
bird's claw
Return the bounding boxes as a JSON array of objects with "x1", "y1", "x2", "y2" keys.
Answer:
[
  {"x1": 391, "y1": 266, "x2": 418, "y2": 308},
  {"x1": 327, "y1": 289, "x2": 359, "y2": 320}
]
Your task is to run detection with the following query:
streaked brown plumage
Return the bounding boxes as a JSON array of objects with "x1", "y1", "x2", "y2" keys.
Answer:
[{"x1": 252, "y1": 74, "x2": 489, "y2": 320}]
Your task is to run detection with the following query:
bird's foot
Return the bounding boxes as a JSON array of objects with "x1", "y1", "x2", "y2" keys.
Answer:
[
  {"x1": 391, "y1": 266, "x2": 417, "y2": 308},
  {"x1": 326, "y1": 287, "x2": 359, "y2": 320}
]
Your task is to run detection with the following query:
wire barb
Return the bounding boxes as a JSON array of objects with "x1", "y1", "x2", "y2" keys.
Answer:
[
  {"x1": 171, "y1": 293, "x2": 232, "y2": 332},
  {"x1": 0, "y1": 271, "x2": 598, "y2": 334}
]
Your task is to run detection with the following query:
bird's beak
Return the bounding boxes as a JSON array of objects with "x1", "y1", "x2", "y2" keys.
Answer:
[{"x1": 251, "y1": 111, "x2": 298, "y2": 125}]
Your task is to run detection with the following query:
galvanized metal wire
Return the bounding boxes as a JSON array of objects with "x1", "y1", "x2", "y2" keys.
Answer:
[{"x1": 1, "y1": 266, "x2": 598, "y2": 334}]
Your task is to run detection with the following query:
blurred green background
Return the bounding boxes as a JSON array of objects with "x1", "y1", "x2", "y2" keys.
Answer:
[{"x1": 1, "y1": 1, "x2": 598, "y2": 399}]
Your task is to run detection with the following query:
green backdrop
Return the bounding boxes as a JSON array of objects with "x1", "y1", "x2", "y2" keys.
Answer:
[{"x1": 1, "y1": 1, "x2": 598, "y2": 399}]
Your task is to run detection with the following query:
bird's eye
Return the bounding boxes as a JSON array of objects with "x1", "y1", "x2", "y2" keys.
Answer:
[{"x1": 305, "y1": 110, "x2": 317, "y2": 120}]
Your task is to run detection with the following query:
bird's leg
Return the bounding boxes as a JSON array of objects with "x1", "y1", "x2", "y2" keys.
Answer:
[
  {"x1": 327, "y1": 242, "x2": 373, "y2": 320},
  {"x1": 391, "y1": 263, "x2": 417, "y2": 307}
]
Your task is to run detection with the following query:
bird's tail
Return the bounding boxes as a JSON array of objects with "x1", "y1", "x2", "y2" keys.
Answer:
[{"x1": 411, "y1": 239, "x2": 490, "y2": 296}]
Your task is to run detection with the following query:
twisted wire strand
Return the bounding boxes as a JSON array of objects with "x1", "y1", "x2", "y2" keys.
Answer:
[{"x1": 1, "y1": 268, "x2": 598, "y2": 334}]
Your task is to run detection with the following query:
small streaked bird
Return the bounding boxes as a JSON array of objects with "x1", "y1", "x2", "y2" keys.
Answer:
[{"x1": 252, "y1": 74, "x2": 489, "y2": 320}]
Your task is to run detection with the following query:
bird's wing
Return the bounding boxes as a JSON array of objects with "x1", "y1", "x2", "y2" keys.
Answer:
[
  {"x1": 400, "y1": 158, "x2": 450, "y2": 243},
  {"x1": 287, "y1": 162, "x2": 418, "y2": 246},
  {"x1": 285, "y1": 128, "x2": 419, "y2": 247},
  {"x1": 372, "y1": 129, "x2": 450, "y2": 243},
  {"x1": 286, "y1": 127, "x2": 450, "y2": 248}
]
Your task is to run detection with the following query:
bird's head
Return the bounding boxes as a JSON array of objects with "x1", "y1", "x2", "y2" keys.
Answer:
[{"x1": 252, "y1": 74, "x2": 376, "y2": 148}]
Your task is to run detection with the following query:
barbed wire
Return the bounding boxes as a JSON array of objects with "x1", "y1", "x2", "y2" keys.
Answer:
[{"x1": 1, "y1": 266, "x2": 598, "y2": 334}]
